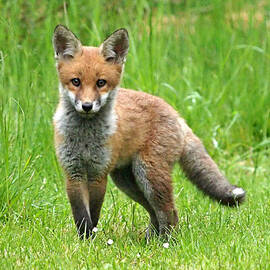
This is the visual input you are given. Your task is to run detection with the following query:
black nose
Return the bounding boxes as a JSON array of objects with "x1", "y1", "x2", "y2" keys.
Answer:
[{"x1": 82, "y1": 102, "x2": 93, "y2": 112}]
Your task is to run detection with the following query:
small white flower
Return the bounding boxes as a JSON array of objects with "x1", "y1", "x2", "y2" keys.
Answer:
[
  {"x1": 212, "y1": 138, "x2": 218, "y2": 148},
  {"x1": 107, "y1": 239, "x2": 114, "y2": 245},
  {"x1": 92, "y1": 227, "x2": 98, "y2": 233},
  {"x1": 136, "y1": 253, "x2": 141, "y2": 258},
  {"x1": 163, "y1": 242, "x2": 169, "y2": 248}
]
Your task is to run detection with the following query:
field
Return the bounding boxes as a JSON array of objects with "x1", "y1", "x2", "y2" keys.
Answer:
[{"x1": 0, "y1": 0, "x2": 270, "y2": 269}]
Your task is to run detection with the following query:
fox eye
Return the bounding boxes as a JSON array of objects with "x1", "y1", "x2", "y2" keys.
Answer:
[
  {"x1": 96, "y1": 79, "x2": 107, "y2": 88},
  {"x1": 71, "y1": 78, "x2": 81, "y2": 87}
]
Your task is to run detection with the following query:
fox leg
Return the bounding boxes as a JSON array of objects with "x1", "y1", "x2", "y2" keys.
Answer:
[
  {"x1": 110, "y1": 165, "x2": 159, "y2": 236},
  {"x1": 66, "y1": 179, "x2": 93, "y2": 239},
  {"x1": 66, "y1": 177, "x2": 107, "y2": 239},
  {"x1": 132, "y1": 156, "x2": 179, "y2": 235},
  {"x1": 88, "y1": 177, "x2": 107, "y2": 228}
]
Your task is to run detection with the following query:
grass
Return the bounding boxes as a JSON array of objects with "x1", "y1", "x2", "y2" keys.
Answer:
[{"x1": 0, "y1": 0, "x2": 270, "y2": 269}]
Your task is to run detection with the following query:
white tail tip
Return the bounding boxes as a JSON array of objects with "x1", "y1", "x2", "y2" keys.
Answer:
[{"x1": 232, "y1": 187, "x2": 245, "y2": 197}]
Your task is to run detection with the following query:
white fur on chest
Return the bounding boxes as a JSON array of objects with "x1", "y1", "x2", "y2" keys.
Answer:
[{"x1": 54, "y1": 100, "x2": 117, "y2": 180}]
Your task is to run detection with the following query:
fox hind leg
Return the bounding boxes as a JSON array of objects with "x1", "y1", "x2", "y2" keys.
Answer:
[
  {"x1": 110, "y1": 165, "x2": 159, "y2": 238},
  {"x1": 132, "y1": 156, "x2": 179, "y2": 236}
]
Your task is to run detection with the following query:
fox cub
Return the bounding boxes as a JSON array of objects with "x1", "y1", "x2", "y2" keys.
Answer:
[{"x1": 52, "y1": 25, "x2": 245, "y2": 239}]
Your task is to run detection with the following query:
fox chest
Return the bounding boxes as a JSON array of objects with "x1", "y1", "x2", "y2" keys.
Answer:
[{"x1": 57, "y1": 127, "x2": 112, "y2": 180}]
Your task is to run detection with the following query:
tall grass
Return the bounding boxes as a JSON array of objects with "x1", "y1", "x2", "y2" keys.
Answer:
[{"x1": 0, "y1": 0, "x2": 269, "y2": 269}]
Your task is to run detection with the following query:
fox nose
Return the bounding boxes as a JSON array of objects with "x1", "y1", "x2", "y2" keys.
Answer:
[{"x1": 82, "y1": 102, "x2": 93, "y2": 112}]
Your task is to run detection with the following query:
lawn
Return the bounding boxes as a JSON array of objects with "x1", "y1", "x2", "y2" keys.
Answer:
[{"x1": 0, "y1": 0, "x2": 269, "y2": 269}]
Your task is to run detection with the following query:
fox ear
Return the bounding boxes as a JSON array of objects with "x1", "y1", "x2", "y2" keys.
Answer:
[
  {"x1": 53, "y1": 25, "x2": 82, "y2": 60},
  {"x1": 100, "y1": 28, "x2": 129, "y2": 64}
]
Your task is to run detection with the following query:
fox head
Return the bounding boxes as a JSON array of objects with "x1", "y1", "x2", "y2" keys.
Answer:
[{"x1": 52, "y1": 25, "x2": 129, "y2": 115}]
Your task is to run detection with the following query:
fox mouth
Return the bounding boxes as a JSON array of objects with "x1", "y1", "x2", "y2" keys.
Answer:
[{"x1": 77, "y1": 110, "x2": 97, "y2": 118}]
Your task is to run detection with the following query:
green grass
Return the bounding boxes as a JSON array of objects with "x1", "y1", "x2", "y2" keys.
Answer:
[{"x1": 0, "y1": 0, "x2": 270, "y2": 269}]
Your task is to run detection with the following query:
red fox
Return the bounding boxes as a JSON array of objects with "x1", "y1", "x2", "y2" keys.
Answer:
[{"x1": 52, "y1": 25, "x2": 245, "y2": 239}]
